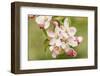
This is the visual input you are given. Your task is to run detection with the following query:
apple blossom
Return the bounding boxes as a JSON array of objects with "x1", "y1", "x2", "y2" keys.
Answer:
[
  {"x1": 35, "y1": 16, "x2": 83, "y2": 58},
  {"x1": 35, "y1": 16, "x2": 52, "y2": 29}
]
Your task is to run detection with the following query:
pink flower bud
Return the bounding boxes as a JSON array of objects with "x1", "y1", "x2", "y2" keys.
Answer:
[{"x1": 67, "y1": 48, "x2": 77, "y2": 57}]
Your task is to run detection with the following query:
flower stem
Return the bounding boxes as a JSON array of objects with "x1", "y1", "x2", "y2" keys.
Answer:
[{"x1": 42, "y1": 29, "x2": 48, "y2": 37}]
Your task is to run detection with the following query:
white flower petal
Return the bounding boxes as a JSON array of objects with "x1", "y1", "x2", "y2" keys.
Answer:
[
  {"x1": 47, "y1": 30, "x2": 55, "y2": 38},
  {"x1": 65, "y1": 48, "x2": 70, "y2": 52},
  {"x1": 38, "y1": 24, "x2": 44, "y2": 28},
  {"x1": 61, "y1": 42, "x2": 66, "y2": 49},
  {"x1": 68, "y1": 37, "x2": 78, "y2": 47},
  {"x1": 77, "y1": 36, "x2": 83, "y2": 43},
  {"x1": 55, "y1": 26, "x2": 65, "y2": 38},
  {"x1": 69, "y1": 41, "x2": 78, "y2": 47},
  {"x1": 53, "y1": 46, "x2": 61, "y2": 54},
  {"x1": 50, "y1": 46, "x2": 60, "y2": 58},
  {"x1": 49, "y1": 46, "x2": 54, "y2": 52},
  {"x1": 35, "y1": 16, "x2": 45, "y2": 24},
  {"x1": 49, "y1": 38, "x2": 56, "y2": 46},
  {"x1": 52, "y1": 52, "x2": 57, "y2": 58},
  {"x1": 62, "y1": 43, "x2": 70, "y2": 52},
  {"x1": 62, "y1": 31, "x2": 68, "y2": 39},
  {"x1": 55, "y1": 26, "x2": 60, "y2": 33},
  {"x1": 68, "y1": 27, "x2": 77, "y2": 36},
  {"x1": 44, "y1": 16, "x2": 52, "y2": 29},
  {"x1": 55, "y1": 39, "x2": 62, "y2": 47},
  {"x1": 64, "y1": 18, "x2": 69, "y2": 30},
  {"x1": 47, "y1": 16, "x2": 52, "y2": 21},
  {"x1": 44, "y1": 21, "x2": 50, "y2": 29}
]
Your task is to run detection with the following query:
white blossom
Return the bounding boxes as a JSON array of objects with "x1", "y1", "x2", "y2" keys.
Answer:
[
  {"x1": 35, "y1": 16, "x2": 52, "y2": 29},
  {"x1": 35, "y1": 16, "x2": 83, "y2": 58}
]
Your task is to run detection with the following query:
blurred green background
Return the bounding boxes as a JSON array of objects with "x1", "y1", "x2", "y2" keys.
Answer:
[{"x1": 28, "y1": 16, "x2": 88, "y2": 60}]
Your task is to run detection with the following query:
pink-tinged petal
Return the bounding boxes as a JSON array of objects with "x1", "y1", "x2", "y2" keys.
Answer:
[
  {"x1": 62, "y1": 31, "x2": 68, "y2": 39},
  {"x1": 47, "y1": 30, "x2": 55, "y2": 38},
  {"x1": 35, "y1": 16, "x2": 52, "y2": 29},
  {"x1": 49, "y1": 39, "x2": 56, "y2": 46},
  {"x1": 77, "y1": 36, "x2": 83, "y2": 43},
  {"x1": 68, "y1": 37, "x2": 78, "y2": 47},
  {"x1": 55, "y1": 39, "x2": 62, "y2": 47},
  {"x1": 49, "y1": 46, "x2": 60, "y2": 54},
  {"x1": 74, "y1": 36, "x2": 83, "y2": 44},
  {"x1": 65, "y1": 48, "x2": 69, "y2": 53},
  {"x1": 53, "y1": 46, "x2": 61, "y2": 55},
  {"x1": 50, "y1": 46, "x2": 61, "y2": 58},
  {"x1": 55, "y1": 26, "x2": 66, "y2": 39},
  {"x1": 38, "y1": 24, "x2": 45, "y2": 29},
  {"x1": 35, "y1": 16, "x2": 45, "y2": 24},
  {"x1": 68, "y1": 27, "x2": 77, "y2": 36},
  {"x1": 63, "y1": 44, "x2": 70, "y2": 52},
  {"x1": 66, "y1": 48, "x2": 77, "y2": 57}
]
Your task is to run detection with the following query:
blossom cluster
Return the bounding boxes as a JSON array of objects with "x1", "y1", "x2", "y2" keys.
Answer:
[{"x1": 35, "y1": 16, "x2": 83, "y2": 58}]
